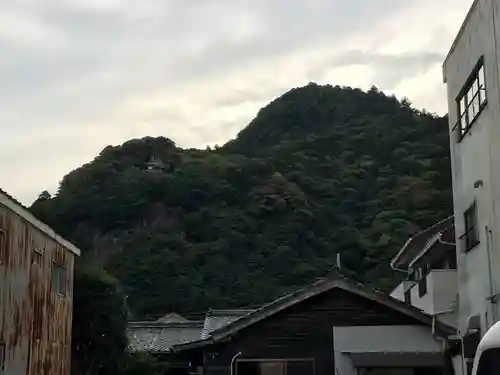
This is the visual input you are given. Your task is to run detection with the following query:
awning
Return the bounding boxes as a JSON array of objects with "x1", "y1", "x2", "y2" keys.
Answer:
[
  {"x1": 333, "y1": 325, "x2": 445, "y2": 368},
  {"x1": 347, "y1": 352, "x2": 444, "y2": 367}
]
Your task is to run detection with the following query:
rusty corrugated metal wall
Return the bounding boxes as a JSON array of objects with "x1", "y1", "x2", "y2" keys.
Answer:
[{"x1": 0, "y1": 203, "x2": 76, "y2": 375}]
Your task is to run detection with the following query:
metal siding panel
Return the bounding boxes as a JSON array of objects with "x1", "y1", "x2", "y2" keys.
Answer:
[{"x1": 0, "y1": 203, "x2": 75, "y2": 375}]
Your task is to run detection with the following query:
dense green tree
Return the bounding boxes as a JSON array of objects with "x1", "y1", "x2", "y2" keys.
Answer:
[
  {"x1": 71, "y1": 262, "x2": 128, "y2": 375},
  {"x1": 31, "y1": 84, "x2": 452, "y2": 317},
  {"x1": 119, "y1": 354, "x2": 170, "y2": 375}
]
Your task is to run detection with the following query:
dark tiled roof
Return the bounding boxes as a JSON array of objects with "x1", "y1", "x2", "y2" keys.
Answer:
[
  {"x1": 157, "y1": 313, "x2": 188, "y2": 323},
  {"x1": 173, "y1": 275, "x2": 455, "y2": 352},
  {"x1": 127, "y1": 321, "x2": 204, "y2": 353},
  {"x1": 201, "y1": 309, "x2": 255, "y2": 339}
]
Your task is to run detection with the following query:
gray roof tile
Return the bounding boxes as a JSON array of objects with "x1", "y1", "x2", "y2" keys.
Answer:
[
  {"x1": 127, "y1": 321, "x2": 204, "y2": 353},
  {"x1": 127, "y1": 309, "x2": 257, "y2": 353},
  {"x1": 201, "y1": 309, "x2": 255, "y2": 339}
]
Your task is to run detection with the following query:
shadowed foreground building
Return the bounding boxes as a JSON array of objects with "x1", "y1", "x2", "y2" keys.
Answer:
[
  {"x1": 129, "y1": 277, "x2": 455, "y2": 375},
  {"x1": 0, "y1": 189, "x2": 80, "y2": 375}
]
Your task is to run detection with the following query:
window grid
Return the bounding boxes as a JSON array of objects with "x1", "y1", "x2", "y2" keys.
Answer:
[
  {"x1": 455, "y1": 62, "x2": 487, "y2": 140},
  {"x1": 462, "y1": 202, "x2": 480, "y2": 252},
  {"x1": 52, "y1": 263, "x2": 67, "y2": 297}
]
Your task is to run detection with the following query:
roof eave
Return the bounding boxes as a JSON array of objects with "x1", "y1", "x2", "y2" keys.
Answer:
[
  {"x1": 176, "y1": 279, "x2": 455, "y2": 351},
  {"x1": 390, "y1": 216, "x2": 454, "y2": 270},
  {"x1": 443, "y1": 0, "x2": 480, "y2": 69},
  {"x1": 172, "y1": 338, "x2": 214, "y2": 352},
  {"x1": 391, "y1": 237, "x2": 414, "y2": 270},
  {"x1": 0, "y1": 189, "x2": 81, "y2": 256}
]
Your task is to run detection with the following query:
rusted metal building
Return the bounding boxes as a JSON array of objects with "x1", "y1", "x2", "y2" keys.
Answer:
[{"x1": 0, "y1": 188, "x2": 80, "y2": 375}]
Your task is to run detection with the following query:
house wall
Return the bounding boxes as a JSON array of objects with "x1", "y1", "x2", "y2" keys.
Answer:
[
  {"x1": 0, "y1": 203, "x2": 76, "y2": 375},
  {"x1": 443, "y1": 0, "x2": 500, "y2": 335},
  {"x1": 390, "y1": 281, "x2": 415, "y2": 301},
  {"x1": 202, "y1": 288, "x2": 431, "y2": 375},
  {"x1": 431, "y1": 270, "x2": 458, "y2": 314},
  {"x1": 397, "y1": 270, "x2": 458, "y2": 319}
]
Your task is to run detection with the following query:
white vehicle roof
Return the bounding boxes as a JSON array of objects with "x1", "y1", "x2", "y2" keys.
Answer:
[
  {"x1": 477, "y1": 320, "x2": 500, "y2": 353},
  {"x1": 472, "y1": 320, "x2": 500, "y2": 374}
]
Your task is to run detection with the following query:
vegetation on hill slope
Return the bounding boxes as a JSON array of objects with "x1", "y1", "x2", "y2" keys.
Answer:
[{"x1": 31, "y1": 84, "x2": 452, "y2": 317}]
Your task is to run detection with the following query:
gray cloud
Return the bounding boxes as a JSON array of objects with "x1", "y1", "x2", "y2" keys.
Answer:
[
  {"x1": 308, "y1": 50, "x2": 444, "y2": 90},
  {"x1": 0, "y1": 0, "x2": 473, "y2": 204}
]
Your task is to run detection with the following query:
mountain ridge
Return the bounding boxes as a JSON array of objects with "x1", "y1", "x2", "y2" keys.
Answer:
[{"x1": 31, "y1": 83, "x2": 452, "y2": 316}]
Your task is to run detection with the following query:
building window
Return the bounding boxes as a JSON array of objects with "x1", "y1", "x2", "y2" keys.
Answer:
[
  {"x1": 463, "y1": 203, "x2": 480, "y2": 251},
  {"x1": 412, "y1": 268, "x2": 421, "y2": 282},
  {"x1": 260, "y1": 362, "x2": 285, "y2": 375},
  {"x1": 456, "y1": 59, "x2": 487, "y2": 140},
  {"x1": 0, "y1": 341, "x2": 5, "y2": 371},
  {"x1": 418, "y1": 275, "x2": 427, "y2": 297},
  {"x1": 417, "y1": 264, "x2": 428, "y2": 297},
  {"x1": 32, "y1": 249, "x2": 43, "y2": 266},
  {"x1": 404, "y1": 289, "x2": 412, "y2": 305},
  {"x1": 237, "y1": 360, "x2": 314, "y2": 375},
  {"x1": 52, "y1": 263, "x2": 67, "y2": 297},
  {"x1": 0, "y1": 229, "x2": 6, "y2": 265}
]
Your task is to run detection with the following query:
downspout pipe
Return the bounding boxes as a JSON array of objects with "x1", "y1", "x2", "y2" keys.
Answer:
[
  {"x1": 432, "y1": 309, "x2": 460, "y2": 374},
  {"x1": 485, "y1": 226, "x2": 497, "y2": 326},
  {"x1": 230, "y1": 352, "x2": 242, "y2": 375}
]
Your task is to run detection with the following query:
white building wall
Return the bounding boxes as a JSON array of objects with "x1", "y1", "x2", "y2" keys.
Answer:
[
  {"x1": 392, "y1": 271, "x2": 457, "y2": 313},
  {"x1": 391, "y1": 272, "x2": 458, "y2": 328},
  {"x1": 390, "y1": 281, "x2": 415, "y2": 301},
  {"x1": 333, "y1": 325, "x2": 443, "y2": 354},
  {"x1": 333, "y1": 326, "x2": 445, "y2": 375},
  {"x1": 431, "y1": 270, "x2": 459, "y2": 314},
  {"x1": 443, "y1": 0, "x2": 500, "y2": 335},
  {"x1": 409, "y1": 281, "x2": 435, "y2": 313}
]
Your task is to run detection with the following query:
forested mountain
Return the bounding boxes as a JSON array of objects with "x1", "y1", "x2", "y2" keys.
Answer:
[{"x1": 31, "y1": 83, "x2": 452, "y2": 317}]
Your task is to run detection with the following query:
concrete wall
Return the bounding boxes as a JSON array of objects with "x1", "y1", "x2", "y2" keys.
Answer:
[
  {"x1": 392, "y1": 271, "x2": 457, "y2": 314},
  {"x1": 333, "y1": 326, "x2": 445, "y2": 375},
  {"x1": 333, "y1": 325, "x2": 442, "y2": 354},
  {"x1": 443, "y1": 0, "x2": 500, "y2": 335},
  {"x1": 431, "y1": 270, "x2": 459, "y2": 314}
]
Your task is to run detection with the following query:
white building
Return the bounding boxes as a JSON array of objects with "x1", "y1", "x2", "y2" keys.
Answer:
[
  {"x1": 443, "y1": 0, "x2": 500, "y2": 341},
  {"x1": 389, "y1": 218, "x2": 476, "y2": 374},
  {"x1": 390, "y1": 217, "x2": 458, "y2": 328}
]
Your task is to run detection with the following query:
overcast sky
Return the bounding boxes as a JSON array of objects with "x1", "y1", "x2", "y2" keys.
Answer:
[{"x1": 1, "y1": 0, "x2": 473, "y2": 205}]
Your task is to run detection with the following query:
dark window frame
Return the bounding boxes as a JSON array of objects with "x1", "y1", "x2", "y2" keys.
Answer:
[
  {"x1": 52, "y1": 262, "x2": 67, "y2": 297},
  {"x1": 453, "y1": 56, "x2": 487, "y2": 141},
  {"x1": 0, "y1": 229, "x2": 6, "y2": 265},
  {"x1": 404, "y1": 289, "x2": 412, "y2": 305},
  {"x1": 31, "y1": 248, "x2": 43, "y2": 266},
  {"x1": 461, "y1": 202, "x2": 480, "y2": 252},
  {"x1": 418, "y1": 273, "x2": 428, "y2": 297},
  {"x1": 0, "y1": 341, "x2": 5, "y2": 371}
]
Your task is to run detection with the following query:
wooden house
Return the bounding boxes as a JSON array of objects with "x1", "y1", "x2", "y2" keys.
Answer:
[{"x1": 173, "y1": 277, "x2": 455, "y2": 375}]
